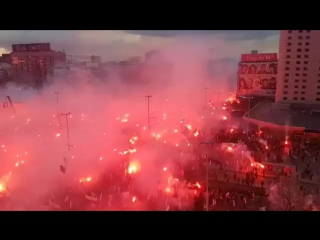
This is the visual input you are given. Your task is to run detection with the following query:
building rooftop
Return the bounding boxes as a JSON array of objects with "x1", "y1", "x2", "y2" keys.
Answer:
[{"x1": 244, "y1": 102, "x2": 320, "y2": 132}]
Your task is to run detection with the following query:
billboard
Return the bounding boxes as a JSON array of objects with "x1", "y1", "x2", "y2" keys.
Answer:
[
  {"x1": 12, "y1": 43, "x2": 51, "y2": 52},
  {"x1": 241, "y1": 53, "x2": 277, "y2": 62},
  {"x1": 237, "y1": 62, "x2": 277, "y2": 96},
  {"x1": 66, "y1": 55, "x2": 91, "y2": 63}
]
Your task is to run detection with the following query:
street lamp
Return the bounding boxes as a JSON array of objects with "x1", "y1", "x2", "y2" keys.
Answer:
[
  {"x1": 61, "y1": 112, "x2": 71, "y2": 150},
  {"x1": 55, "y1": 92, "x2": 60, "y2": 125},
  {"x1": 145, "y1": 95, "x2": 152, "y2": 131},
  {"x1": 200, "y1": 141, "x2": 216, "y2": 211},
  {"x1": 246, "y1": 97, "x2": 251, "y2": 135},
  {"x1": 204, "y1": 88, "x2": 209, "y2": 107}
]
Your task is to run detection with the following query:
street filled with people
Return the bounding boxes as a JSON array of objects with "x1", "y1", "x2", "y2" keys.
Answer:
[{"x1": 1, "y1": 95, "x2": 320, "y2": 211}]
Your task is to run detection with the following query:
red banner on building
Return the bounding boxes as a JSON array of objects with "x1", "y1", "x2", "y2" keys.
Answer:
[
  {"x1": 12, "y1": 43, "x2": 51, "y2": 52},
  {"x1": 241, "y1": 53, "x2": 277, "y2": 62}
]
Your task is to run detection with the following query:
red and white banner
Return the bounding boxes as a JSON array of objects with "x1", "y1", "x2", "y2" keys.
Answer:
[{"x1": 241, "y1": 53, "x2": 277, "y2": 62}]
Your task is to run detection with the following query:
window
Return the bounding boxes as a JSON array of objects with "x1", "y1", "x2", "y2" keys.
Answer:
[
  {"x1": 297, "y1": 49, "x2": 302, "y2": 52},
  {"x1": 283, "y1": 97, "x2": 288, "y2": 100},
  {"x1": 317, "y1": 98, "x2": 320, "y2": 101},
  {"x1": 296, "y1": 61, "x2": 301, "y2": 64},
  {"x1": 283, "y1": 91, "x2": 288, "y2": 94},
  {"x1": 297, "y1": 55, "x2": 301, "y2": 58},
  {"x1": 299, "y1": 30, "x2": 303, "y2": 33},
  {"x1": 318, "y1": 86, "x2": 320, "y2": 89},
  {"x1": 318, "y1": 73, "x2": 320, "y2": 77},
  {"x1": 285, "y1": 73, "x2": 289, "y2": 76},
  {"x1": 298, "y1": 36, "x2": 303, "y2": 39},
  {"x1": 307, "y1": 30, "x2": 311, "y2": 33},
  {"x1": 306, "y1": 36, "x2": 310, "y2": 39},
  {"x1": 306, "y1": 42, "x2": 310, "y2": 46},
  {"x1": 287, "y1": 43, "x2": 292, "y2": 46},
  {"x1": 303, "y1": 79, "x2": 307, "y2": 82},
  {"x1": 295, "y1": 73, "x2": 299, "y2": 76},
  {"x1": 305, "y1": 49, "x2": 309, "y2": 52},
  {"x1": 301, "y1": 92, "x2": 305, "y2": 94},
  {"x1": 303, "y1": 67, "x2": 308, "y2": 70},
  {"x1": 286, "y1": 61, "x2": 290, "y2": 64},
  {"x1": 318, "y1": 80, "x2": 320, "y2": 83},
  {"x1": 288, "y1": 30, "x2": 292, "y2": 33},
  {"x1": 296, "y1": 67, "x2": 300, "y2": 70},
  {"x1": 294, "y1": 91, "x2": 298, "y2": 94},
  {"x1": 305, "y1": 55, "x2": 309, "y2": 58},
  {"x1": 287, "y1": 49, "x2": 291, "y2": 52},
  {"x1": 317, "y1": 92, "x2": 320, "y2": 95},
  {"x1": 302, "y1": 86, "x2": 306, "y2": 89},
  {"x1": 298, "y1": 42, "x2": 302, "y2": 46},
  {"x1": 295, "y1": 80, "x2": 299, "y2": 82},
  {"x1": 284, "y1": 79, "x2": 289, "y2": 82},
  {"x1": 294, "y1": 85, "x2": 298, "y2": 88},
  {"x1": 293, "y1": 97, "x2": 298, "y2": 100},
  {"x1": 301, "y1": 97, "x2": 305, "y2": 100},
  {"x1": 288, "y1": 36, "x2": 292, "y2": 40},
  {"x1": 286, "y1": 55, "x2": 291, "y2": 58},
  {"x1": 284, "y1": 85, "x2": 288, "y2": 88},
  {"x1": 285, "y1": 67, "x2": 290, "y2": 70},
  {"x1": 303, "y1": 73, "x2": 307, "y2": 76},
  {"x1": 304, "y1": 61, "x2": 308, "y2": 64}
]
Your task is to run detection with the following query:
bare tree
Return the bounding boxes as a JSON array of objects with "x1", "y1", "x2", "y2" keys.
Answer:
[{"x1": 268, "y1": 183, "x2": 312, "y2": 211}]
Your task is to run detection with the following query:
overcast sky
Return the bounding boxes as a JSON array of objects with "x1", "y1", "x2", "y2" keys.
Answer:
[{"x1": 0, "y1": 30, "x2": 280, "y2": 61}]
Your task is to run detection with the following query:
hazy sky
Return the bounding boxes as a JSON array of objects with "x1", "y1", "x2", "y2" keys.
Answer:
[{"x1": 0, "y1": 30, "x2": 280, "y2": 61}]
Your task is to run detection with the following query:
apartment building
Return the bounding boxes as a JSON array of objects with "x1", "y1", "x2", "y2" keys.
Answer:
[
  {"x1": 10, "y1": 43, "x2": 66, "y2": 85},
  {"x1": 276, "y1": 30, "x2": 320, "y2": 104}
]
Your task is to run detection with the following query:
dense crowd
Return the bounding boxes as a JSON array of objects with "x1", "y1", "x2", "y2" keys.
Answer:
[{"x1": 2, "y1": 105, "x2": 320, "y2": 211}]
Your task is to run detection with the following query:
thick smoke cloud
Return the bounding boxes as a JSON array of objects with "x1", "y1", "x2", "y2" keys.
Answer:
[{"x1": 0, "y1": 39, "x2": 232, "y2": 209}]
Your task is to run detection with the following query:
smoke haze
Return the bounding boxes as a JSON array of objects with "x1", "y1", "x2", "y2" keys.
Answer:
[{"x1": 0, "y1": 39, "x2": 233, "y2": 209}]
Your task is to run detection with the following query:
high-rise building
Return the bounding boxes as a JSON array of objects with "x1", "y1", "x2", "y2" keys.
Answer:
[
  {"x1": 10, "y1": 43, "x2": 66, "y2": 88},
  {"x1": 243, "y1": 30, "x2": 320, "y2": 135},
  {"x1": 276, "y1": 30, "x2": 320, "y2": 104}
]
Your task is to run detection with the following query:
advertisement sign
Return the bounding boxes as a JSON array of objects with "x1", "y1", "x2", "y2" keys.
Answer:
[
  {"x1": 241, "y1": 53, "x2": 277, "y2": 62},
  {"x1": 66, "y1": 55, "x2": 91, "y2": 63},
  {"x1": 12, "y1": 43, "x2": 51, "y2": 52},
  {"x1": 237, "y1": 62, "x2": 277, "y2": 96}
]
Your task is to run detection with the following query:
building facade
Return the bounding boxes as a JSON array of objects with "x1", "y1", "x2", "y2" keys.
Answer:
[
  {"x1": 276, "y1": 30, "x2": 320, "y2": 104},
  {"x1": 10, "y1": 43, "x2": 66, "y2": 87}
]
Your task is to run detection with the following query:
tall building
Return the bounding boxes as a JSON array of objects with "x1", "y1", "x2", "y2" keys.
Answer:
[
  {"x1": 10, "y1": 43, "x2": 66, "y2": 87},
  {"x1": 276, "y1": 30, "x2": 320, "y2": 104}
]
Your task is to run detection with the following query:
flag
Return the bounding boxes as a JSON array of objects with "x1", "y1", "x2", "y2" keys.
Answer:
[
  {"x1": 49, "y1": 200, "x2": 61, "y2": 209},
  {"x1": 259, "y1": 207, "x2": 266, "y2": 211},
  {"x1": 122, "y1": 191, "x2": 130, "y2": 198},
  {"x1": 85, "y1": 194, "x2": 98, "y2": 201}
]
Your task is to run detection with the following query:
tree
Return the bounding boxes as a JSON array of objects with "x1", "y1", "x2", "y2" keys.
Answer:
[{"x1": 268, "y1": 183, "x2": 314, "y2": 211}]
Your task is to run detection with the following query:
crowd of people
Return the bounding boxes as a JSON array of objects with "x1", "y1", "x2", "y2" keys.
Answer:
[{"x1": 2, "y1": 103, "x2": 320, "y2": 211}]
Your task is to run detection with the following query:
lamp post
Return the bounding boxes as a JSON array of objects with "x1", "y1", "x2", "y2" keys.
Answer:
[
  {"x1": 145, "y1": 95, "x2": 152, "y2": 131},
  {"x1": 200, "y1": 141, "x2": 216, "y2": 211},
  {"x1": 55, "y1": 92, "x2": 60, "y2": 125},
  {"x1": 61, "y1": 112, "x2": 71, "y2": 150}
]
